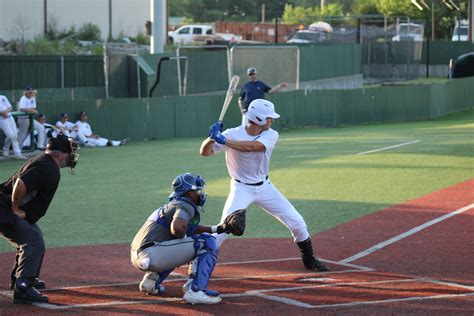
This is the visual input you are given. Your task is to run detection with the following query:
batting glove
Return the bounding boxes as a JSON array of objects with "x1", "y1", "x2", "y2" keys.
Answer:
[
  {"x1": 210, "y1": 130, "x2": 227, "y2": 145},
  {"x1": 208, "y1": 122, "x2": 223, "y2": 137}
]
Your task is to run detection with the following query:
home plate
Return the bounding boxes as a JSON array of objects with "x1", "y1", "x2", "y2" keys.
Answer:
[{"x1": 300, "y1": 277, "x2": 336, "y2": 282}]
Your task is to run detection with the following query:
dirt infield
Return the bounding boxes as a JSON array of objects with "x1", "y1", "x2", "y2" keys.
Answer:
[{"x1": 0, "y1": 179, "x2": 473, "y2": 314}]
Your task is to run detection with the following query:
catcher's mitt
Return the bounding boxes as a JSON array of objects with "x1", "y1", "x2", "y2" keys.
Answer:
[{"x1": 217, "y1": 209, "x2": 246, "y2": 236}]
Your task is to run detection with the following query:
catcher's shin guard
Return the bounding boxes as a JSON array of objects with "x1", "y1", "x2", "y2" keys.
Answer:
[
  {"x1": 297, "y1": 238, "x2": 330, "y2": 272},
  {"x1": 190, "y1": 234, "x2": 219, "y2": 293}
]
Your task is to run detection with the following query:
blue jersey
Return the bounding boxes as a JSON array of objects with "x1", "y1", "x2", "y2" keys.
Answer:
[{"x1": 239, "y1": 80, "x2": 271, "y2": 109}]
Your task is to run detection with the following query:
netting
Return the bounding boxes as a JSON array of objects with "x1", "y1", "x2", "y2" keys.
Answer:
[{"x1": 230, "y1": 46, "x2": 300, "y2": 90}]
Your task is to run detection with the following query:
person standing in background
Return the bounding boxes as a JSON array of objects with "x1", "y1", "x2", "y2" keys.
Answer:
[
  {"x1": 238, "y1": 67, "x2": 287, "y2": 125},
  {"x1": 17, "y1": 85, "x2": 46, "y2": 150},
  {"x1": 0, "y1": 95, "x2": 27, "y2": 160}
]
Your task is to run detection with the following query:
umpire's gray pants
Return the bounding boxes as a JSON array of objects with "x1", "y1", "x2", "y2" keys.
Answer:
[
  {"x1": 131, "y1": 237, "x2": 196, "y2": 272},
  {"x1": 0, "y1": 217, "x2": 45, "y2": 279}
]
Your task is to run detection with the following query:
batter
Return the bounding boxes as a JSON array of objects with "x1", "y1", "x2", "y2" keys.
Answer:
[{"x1": 200, "y1": 99, "x2": 329, "y2": 272}]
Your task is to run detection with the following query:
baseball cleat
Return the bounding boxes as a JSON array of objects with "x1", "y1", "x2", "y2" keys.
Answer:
[
  {"x1": 183, "y1": 289, "x2": 222, "y2": 305},
  {"x1": 13, "y1": 280, "x2": 49, "y2": 304},
  {"x1": 182, "y1": 279, "x2": 220, "y2": 297},
  {"x1": 304, "y1": 257, "x2": 330, "y2": 272},
  {"x1": 139, "y1": 273, "x2": 165, "y2": 295},
  {"x1": 10, "y1": 278, "x2": 46, "y2": 291}
]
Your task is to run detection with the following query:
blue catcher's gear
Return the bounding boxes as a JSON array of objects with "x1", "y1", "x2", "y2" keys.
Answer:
[
  {"x1": 169, "y1": 173, "x2": 207, "y2": 206},
  {"x1": 189, "y1": 233, "x2": 219, "y2": 293}
]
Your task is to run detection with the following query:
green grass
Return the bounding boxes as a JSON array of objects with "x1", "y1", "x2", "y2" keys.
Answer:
[{"x1": 1, "y1": 110, "x2": 473, "y2": 252}]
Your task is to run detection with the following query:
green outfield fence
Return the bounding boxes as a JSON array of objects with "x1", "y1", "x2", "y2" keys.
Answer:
[
  {"x1": 0, "y1": 55, "x2": 104, "y2": 91},
  {"x1": 22, "y1": 76, "x2": 472, "y2": 142},
  {"x1": 421, "y1": 41, "x2": 474, "y2": 65}
]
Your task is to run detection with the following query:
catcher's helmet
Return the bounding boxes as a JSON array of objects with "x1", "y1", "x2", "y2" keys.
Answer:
[
  {"x1": 169, "y1": 173, "x2": 207, "y2": 206},
  {"x1": 247, "y1": 99, "x2": 280, "y2": 126}
]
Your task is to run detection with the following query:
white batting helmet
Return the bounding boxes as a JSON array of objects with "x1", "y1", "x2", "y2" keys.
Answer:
[{"x1": 247, "y1": 99, "x2": 280, "y2": 126}]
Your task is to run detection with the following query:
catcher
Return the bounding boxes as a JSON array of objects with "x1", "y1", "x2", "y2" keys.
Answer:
[{"x1": 130, "y1": 173, "x2": 245, "y2": 305}]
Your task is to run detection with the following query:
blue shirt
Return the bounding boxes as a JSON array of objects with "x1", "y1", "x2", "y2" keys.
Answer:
[{"x1": 239, "y1": 80, "x2": 271, "y2": 108}]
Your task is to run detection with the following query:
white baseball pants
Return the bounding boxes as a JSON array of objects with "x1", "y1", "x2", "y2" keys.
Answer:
[
  {"x1": 214, "y1": 179, "x2": 310, "y2": 247},
  {"x1": 17, "y1": 117, "x2": 46, "y2": 149},
  {"x1": 1, "y1": 116, "x2": 22, "y2": 155}
]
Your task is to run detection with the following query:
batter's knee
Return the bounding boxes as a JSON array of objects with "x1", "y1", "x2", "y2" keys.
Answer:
[{"x1": 286, "y1": 216, "x2": 309, "y2": 242}]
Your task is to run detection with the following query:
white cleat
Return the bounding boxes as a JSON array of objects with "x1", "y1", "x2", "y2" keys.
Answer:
[{"x1": 183, "y1": 289, "x2": 222, "y2": 305}]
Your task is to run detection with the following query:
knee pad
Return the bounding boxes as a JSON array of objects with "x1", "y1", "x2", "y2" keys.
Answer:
[{"x1": 192, "y1": 233, "x2": 218, "y2": 256}]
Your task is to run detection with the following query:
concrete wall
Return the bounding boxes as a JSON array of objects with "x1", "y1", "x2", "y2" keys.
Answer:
[{"x1": 0, "y1": 0, "x2": 149, "y2": 41}]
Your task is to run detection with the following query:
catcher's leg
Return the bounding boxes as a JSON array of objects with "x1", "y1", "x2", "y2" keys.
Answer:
[
  {"x1": 133, "y1": 237, "x2": 196, "y2": 295},
  {"x1": 139, "y1": 269, "x2": 174, "y2": 295},
  {"x1": 183, "y1": 233, "x2": 221, "y2": 304}
]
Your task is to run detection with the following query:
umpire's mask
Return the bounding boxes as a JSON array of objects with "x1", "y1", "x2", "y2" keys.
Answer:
[{"x1": 47, "y1": 134, "x2": 80, "y2": 172}]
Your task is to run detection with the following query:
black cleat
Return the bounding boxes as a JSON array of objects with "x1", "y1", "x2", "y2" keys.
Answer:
[
  {"x1": 13, "y1": 287, "x2": 49, "y2": 304},
  {"x1": 304, "y1": 257, "x2": 330, "y2": 272},
  {"x1": 10, "y1": 278, "x2": 46, "y2": 290}
]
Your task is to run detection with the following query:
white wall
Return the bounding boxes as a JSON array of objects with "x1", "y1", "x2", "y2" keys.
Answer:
[{"x1": 0, "y1": 0, "x2": 149, "y2": 41}]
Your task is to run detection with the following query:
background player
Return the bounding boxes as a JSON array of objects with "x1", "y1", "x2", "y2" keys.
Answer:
[
  {"x1": 1, "y1": 95, "x2": 27, "y2": 160},
  {"x1": 75, "y1": 111, "x2": 128, "y2": 147},
  {"x1": 55, "y1": 112, "x2": 78, "y2": 139},
  {"x1": 238, "y1": 67, "x2": 287, "y2": 125},
  {"x1": 200, "y1": 99, "x2": 329, "y2": 272},
  {"x1": 17, "y1": 85, "x2": 46, "y2": 150},
  {"x1": 131, "y1": 173, "x2": 242, "y2": 305}
]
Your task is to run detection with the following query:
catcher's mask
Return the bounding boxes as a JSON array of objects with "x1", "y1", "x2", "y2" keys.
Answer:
[
  {"x1": 169, "y1": 173, "x2": 207, "y2": 206},
  {"x1": 46, "y1": 134, "x2": 80, "y2": 172}
]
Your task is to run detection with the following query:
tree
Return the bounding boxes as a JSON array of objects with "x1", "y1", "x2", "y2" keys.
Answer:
[
  {"x1": 282, "y1": 3, "x2": 343, "y2": 25},
  {"x1": 351, "y1": 0, "x2": 379, "y2": 16}
]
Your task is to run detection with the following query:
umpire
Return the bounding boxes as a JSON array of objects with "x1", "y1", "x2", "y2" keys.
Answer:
[{"x1": 0, "y1": 134, "x2": 79, "y2": 304}]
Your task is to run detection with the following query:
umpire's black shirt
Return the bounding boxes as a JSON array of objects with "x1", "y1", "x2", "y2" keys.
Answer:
[{"x1": 1, "y1": 154, "x2": 60, "y2": 224}]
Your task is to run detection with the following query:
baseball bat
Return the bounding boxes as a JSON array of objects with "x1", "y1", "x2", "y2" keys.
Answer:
[{"x1": 218, "y1": 75, "x2": 240, "y2": 123}]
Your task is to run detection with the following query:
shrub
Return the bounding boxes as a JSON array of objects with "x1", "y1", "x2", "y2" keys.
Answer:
[{"x1": 78, "y1": 23, "x2": 101, "y2": 41}]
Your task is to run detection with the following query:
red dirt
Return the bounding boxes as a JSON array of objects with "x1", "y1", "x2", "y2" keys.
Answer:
[{"x1": 0, "y1": 179, "x2": 473, "y2": 314}]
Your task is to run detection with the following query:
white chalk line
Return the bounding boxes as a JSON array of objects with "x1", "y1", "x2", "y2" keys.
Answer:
[
  {"x1": 356, "y1": 140, "x2": 421, "y2": 155},
  {"x1": 288, "y1": 140, "x2": 421, "y2": 158},
  {"x1": 10, "y1": 257, "x2": 366, "y2": 293},
  {"x1": 310, "y1": 293, "x2": 474, "y2": 309},
  {"x1": 341, "y1": 203, "x2": 474, "y2": 263},
  {"x1": 17, "y1": 277, "x2": 474, "y2": 310}
]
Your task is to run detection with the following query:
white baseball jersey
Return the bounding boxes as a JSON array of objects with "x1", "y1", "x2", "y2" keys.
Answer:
[
  {"x1": 210, "y1": 125, "x2": 310, "y2": 248},
  {"x1": 75, "y1": 120, "x2": 93, "y2": 136},
  {"x1": 55, "y1": 120, "x2": 77, "y2": 137},
  {"x1": 212, "y1": 125, "x2": 278, "y2": 184},
  {"x1": 19, "y1": 95, "x2": 37, "y2": 111}
]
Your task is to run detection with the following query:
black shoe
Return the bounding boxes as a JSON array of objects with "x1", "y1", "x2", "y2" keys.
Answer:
[
  {"x1": 13, "y1": 287, "x2": 49, "y2": 304},
  {"x1": 10, "y1": 278, "x2": 46, "y2": 290},
  {"x1": 304, "y1": 257, "x2": 330, "y2": 272},
  {"x1": 120, "y1": 138, "x2": 130, "y2": 145}
]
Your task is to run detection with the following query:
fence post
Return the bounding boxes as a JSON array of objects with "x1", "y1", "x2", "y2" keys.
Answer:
[{"x1": 60, "y1": 56, "x2": 65, "y2": 88}]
